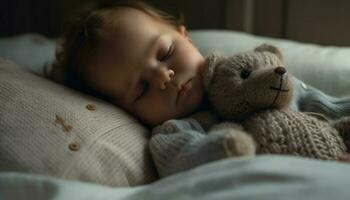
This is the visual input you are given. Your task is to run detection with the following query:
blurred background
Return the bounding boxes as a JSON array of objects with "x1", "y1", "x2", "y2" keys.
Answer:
[{"x1": 1, "y1": 0, "x2": 350, "y2": 46}]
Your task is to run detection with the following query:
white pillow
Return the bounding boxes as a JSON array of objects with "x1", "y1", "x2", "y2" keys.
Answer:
[
  {"x1": 1, "y1": 32, "x2": 349, "y2": 97},
  {"x1": 190, "y1": 30, "x2": 350, "y2": 97},
  {"x1": 0, "y1": 58, "x2": 156, "y2": 186},
  {"x1": 0, "y1": 33, "x2": 56, "y2": 75}
]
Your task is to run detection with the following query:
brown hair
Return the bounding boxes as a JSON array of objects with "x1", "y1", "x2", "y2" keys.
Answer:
[{"x1": 48, "y1": 0, "x2": 183, "y2": 100}]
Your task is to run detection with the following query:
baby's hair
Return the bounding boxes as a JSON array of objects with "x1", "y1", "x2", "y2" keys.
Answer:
[{"x1": 48, "y1": 0, "x2": 183, "y2": 100}]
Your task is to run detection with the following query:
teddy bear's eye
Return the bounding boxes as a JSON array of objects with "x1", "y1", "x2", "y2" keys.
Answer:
[{"x1": 240, "y1": 68, "x2": 252, "y2": 79}]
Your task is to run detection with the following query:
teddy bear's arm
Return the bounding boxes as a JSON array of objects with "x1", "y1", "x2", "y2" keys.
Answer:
[
  {"x1": 209, "y1": 122, "x2": 256, "y2": 157},
  {"x1": 331, "y1": 116, "x2": 350, "y2": 149},
  {"x1": 149, "y1": 120, "x2": 255, "y2": 177}
]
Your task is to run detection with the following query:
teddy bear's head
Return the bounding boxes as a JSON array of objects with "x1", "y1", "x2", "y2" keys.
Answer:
[{"x1": 203, "y1": 44, "x2": 295, "y2": 121}]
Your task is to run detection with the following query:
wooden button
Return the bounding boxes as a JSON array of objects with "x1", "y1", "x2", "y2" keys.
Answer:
[
  {"x1": 68, "y1": 142, "x2": 80, "y2": 151},
  {"x1": 86, "y1": 104, "x2": 96, "y2": 111},
  {"x1": 63, "y1": 124, "x2": 73, "y2": 133}
]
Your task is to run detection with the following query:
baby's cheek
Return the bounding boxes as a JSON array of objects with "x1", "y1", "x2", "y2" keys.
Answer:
[
  {"x1": 181, "y1": 82, "x2": 203, "y2": 114},
  {"x1": 177, "y1": 45, "x2": 203, "y2": 71},
  {"x1": 133, "y1": 97, "x2": 174, "y2": 126}
]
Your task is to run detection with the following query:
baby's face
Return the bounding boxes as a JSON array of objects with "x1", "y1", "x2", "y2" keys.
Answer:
[{"x1": 84, "y1": 8, "x2": 204, "y2": 126}]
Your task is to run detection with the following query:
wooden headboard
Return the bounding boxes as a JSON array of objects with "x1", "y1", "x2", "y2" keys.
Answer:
[{"x1": 1, "y1": 0, "x2": 350, "y2": 46}]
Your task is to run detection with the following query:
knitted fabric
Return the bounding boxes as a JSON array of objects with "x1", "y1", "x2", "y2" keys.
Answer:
[
  {"x1": 243, "y1": 109, "x2": 347, "y2": 160},
  {"x1": 203, "y1": 46, "x2": 350, "y2": 162},
  {"x1": 149, "y1": 119, "x2": 255, "y2": 177},
  {"x1": 0, "y1": 59, "x2": 156, "y2": 186},
  {"x1": 149, "y1": 120, "x2": 219, "y2": 177}
]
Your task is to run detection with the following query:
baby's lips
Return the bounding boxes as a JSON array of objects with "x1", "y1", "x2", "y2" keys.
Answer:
[{"x1": 169, "y1": 77, "x2": 190, "y2": 91}]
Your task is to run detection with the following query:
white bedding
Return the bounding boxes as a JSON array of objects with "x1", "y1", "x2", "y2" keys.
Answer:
[
  {"x1": 1, "y1": 31, "x2": 350, "y2": 97},
  {"x1": 2, "y1": 155, "x2": 350, "y2": 200},
  {"x1": 190, "y1": 30, "x2": 350, "y2": 97},
  {"x1": 1, "y1": 31, "x2": 350, "y2": 200}
]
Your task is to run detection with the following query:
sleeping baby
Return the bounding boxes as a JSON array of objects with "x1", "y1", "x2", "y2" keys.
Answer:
[{"x1": 49, "y1": 0, "x2": 350, "y2": 177}]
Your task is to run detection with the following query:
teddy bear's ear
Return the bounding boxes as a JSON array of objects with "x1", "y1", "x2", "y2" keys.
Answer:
[
  {"x1": 254, "y1": 43, "x2": 283, "y2": 61},
  {"x1": 203, "y1": 52, "x2": 225, "y2": 89}
]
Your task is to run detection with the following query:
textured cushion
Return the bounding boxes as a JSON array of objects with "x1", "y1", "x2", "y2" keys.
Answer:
[
  {"x1": 190, "y1": 30, "x2": 350, "y2": 97},
  {"x1": 0, "y1": 58, "x2": 156, "y2": 186}
]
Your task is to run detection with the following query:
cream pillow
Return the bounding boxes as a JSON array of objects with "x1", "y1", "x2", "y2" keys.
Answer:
[
  {"x1": 190, "y1": 30, "x2": 350, "y2": 97},
  {"x1": 0, "y1": 58, "x2": 156, "y2": 186}
]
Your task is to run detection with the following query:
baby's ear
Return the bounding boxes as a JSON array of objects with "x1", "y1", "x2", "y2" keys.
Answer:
[
  {"x1": 178, "y1": 25, "x2": 195, "y2": 44},
  {"x1": 178, "y1": 25, "x2": 188, "y2": 37},
  {"x1": 203, "y1": 52, "x2": 225, "y2": 89},
  {"x1": 254, "y1": 43, "x2": 283, "y2": 61}
]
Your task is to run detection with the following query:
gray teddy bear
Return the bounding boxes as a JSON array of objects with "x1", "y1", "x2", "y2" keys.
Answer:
[
  {"x1": 150, "y1": 44, "x2": 350, "y2": 178},
  {"x1": 203, "y1": 44, "x2": 350, "y2": 158}
]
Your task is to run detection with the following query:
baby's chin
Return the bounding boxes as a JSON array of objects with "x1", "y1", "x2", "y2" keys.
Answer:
[
  {"x1": 141, "y1": 96, "x2": 202, "y2": 127},
  {"x1": 138, "y1": 113, "x2": 168, "y2": 127},
  {"x1": 177, "y1": 86, "x2": 204, "y2": 117},
  {"x1": 139, "y1": 77, "x2": 204, "y2": 126}
]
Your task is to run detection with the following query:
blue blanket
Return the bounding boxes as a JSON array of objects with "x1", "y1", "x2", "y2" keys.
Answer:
[{"x1": 1, "y1": 155, "x2": 350, "y2": 200}]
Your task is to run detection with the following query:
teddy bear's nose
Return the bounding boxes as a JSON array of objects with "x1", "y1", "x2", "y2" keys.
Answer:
[{"x1": 274, "y1": 66, "x2": 286, "y2": 75}]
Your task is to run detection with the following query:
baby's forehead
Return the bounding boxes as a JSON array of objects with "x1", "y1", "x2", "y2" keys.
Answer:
[
  {"x1": 101, "y1": 7, "x2": 167, "y2": 36},
  {"x1": 89, "y1": 7, "x2": 178, "y2": 69},
  {"x1": 96, "y1": 14, "x2": 176, "y2": 63},
  {"x1": 99, "y1": 9, "x2": 168, "y2": 47}
]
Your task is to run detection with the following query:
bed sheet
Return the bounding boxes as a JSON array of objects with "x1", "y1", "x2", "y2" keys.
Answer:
[{"x1": 2, "y1": 155, "x2": 350, "y2": 200}]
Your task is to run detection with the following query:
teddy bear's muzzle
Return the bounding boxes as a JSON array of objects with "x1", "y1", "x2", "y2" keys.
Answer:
[
  {"x1": 269, "y1": 66, "x2": 290, "y2": 93},
  {"x1": 243, "y1": 66, "x2": 294, "y2": 110},
  {"x1": 274, "y1": 66, "x2": 287, "y2": 75}
]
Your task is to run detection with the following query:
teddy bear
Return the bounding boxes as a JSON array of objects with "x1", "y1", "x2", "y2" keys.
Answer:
[
  {"x1": 202, "y1": 44, "x2": 350, "y2": 160},
  {"x1": 149, "y1": 44, "x2": 350, "y2": 178}
]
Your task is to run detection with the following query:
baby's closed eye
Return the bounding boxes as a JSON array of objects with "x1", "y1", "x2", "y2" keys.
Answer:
[{"x1": 157, "y1": 43, "x2": 175, "y2": 62}]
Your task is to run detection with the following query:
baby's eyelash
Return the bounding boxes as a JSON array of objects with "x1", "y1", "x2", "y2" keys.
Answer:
[{"x1": 159, "y1": 44, "x2": 174, "y2": 62}]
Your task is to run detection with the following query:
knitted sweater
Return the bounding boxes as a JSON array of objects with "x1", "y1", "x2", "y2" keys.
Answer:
[{"x1": 149, "y1": 78, "x2": 350, "y2": 177}]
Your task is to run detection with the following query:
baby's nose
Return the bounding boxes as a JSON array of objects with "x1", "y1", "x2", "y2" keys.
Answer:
[{"x1": 151, "y1": 67, "x2": 175, "y2": 90}]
